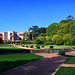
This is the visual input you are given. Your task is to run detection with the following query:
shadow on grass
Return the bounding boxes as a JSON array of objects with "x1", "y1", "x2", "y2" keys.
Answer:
[{"x1": 0, "y1": 59, "x2": 40, "y2": 73}]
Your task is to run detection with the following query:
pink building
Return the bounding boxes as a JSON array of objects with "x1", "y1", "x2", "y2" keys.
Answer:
[{"x1": 0, "y1": 31, "x2": 24, "y2": 41}]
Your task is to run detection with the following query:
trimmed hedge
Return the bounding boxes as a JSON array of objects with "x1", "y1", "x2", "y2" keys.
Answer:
[
  {"x1": 59, "y1": 50, "x2": 65, "y2": 55},
  {"x1": 30, "y1": 45, "x2": 33, "y2": 48},
  {"x1": 41, "y1": 45, "x2": 44, "y2": 48},
  {"x1": 36, "y1": 45, "x2": 40, "y2": 49},
  {"x1": 44, "y1": 41, "x2": 55, "y2": 45},
  {"x1": 50, "y1": 45, "x2": 54, "y2": 48}
]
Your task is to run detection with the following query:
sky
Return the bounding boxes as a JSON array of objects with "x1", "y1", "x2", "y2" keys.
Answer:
[{"x1": 0, "y1": 0, "x2": 75, "y2": 32}]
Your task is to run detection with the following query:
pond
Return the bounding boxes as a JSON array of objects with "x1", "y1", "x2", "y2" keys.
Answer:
[{"x1": 55, "y1": 49, "x2": 64, "y2": 53}]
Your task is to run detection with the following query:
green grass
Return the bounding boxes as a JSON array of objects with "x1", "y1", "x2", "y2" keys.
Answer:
[
  {"x1": 64, "y1": 57, "x2": 75, "y2": 64},
  {"x1": 0, "y1": 47, "x2": 26, "y2": 50},
  {"x1": 55, "y1": 67, "x2": 75, "y2": 75},
  {"x1": 0, "y1": 53, "x2": 43, "y2": 73},
  {"x1": 45, "y1": 45, "x2": 75, "y2": 48}
]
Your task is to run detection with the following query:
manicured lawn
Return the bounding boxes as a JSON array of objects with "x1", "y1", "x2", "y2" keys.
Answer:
[
  {"x1": 64, "y1": 57, "x2": 75, "y2": 64},
  {"x1": 0, "y1": 47, "x2": 26, "y2": 50},
  {"x1": 45, "y1": 45, "x2": 75, "y2": 48},
  {"x1": 55, "y1": 67, "x2": 75, "y2": 75},
  {"x1": 0, "y1": 53, "x2": 43, "y2": 73}
]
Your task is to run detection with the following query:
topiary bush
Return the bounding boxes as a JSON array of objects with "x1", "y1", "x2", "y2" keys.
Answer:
[
  {"x1": 30, "y1": 45, "x2": 33, "y2": 48},
  {"x1": 26, "y1": 45, "x2": 28, "y2": 47},
  {"x1": 41, "y1": 45, "x2": 44, "y2": 48},
  {"x1": 59, "y1": 50, "x2": 65, "y2": 55},
  {"x1": 50, "y1": 45, "x2": 54, "y2": 48},
  {"x1": 36, "y1": 45, "x2": 40, "y2": 49},
  {"x1": 22, "y1": 45, "x2": 25, "y2": 47}
]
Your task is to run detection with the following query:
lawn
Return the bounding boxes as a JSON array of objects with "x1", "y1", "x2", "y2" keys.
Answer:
[
  {"x1": 64, "y1": 57, "x2": 75, "y2": 64},
  {"x1": 0, "y1": 47, "x2": 26, "y2": 50},
  {"x1": 0, "y1": 53, "x2": 43, "y2": 73},
  {"x1": 55, "y1": 67, "x2": 75, "y2": 75},
  {"x1": 45, "y1": 45, "x2": 75, "y2": 48}
]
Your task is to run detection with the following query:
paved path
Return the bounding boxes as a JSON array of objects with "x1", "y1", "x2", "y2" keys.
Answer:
[
  {"x1": 66, "y1": 51, "x2": 75, "y2": 56},
  {"x1": 4, "y1": 53, "x2": 69, "y2": 75},
  {"x1": 61, "y1": 64, "x2": 75, "y2": 67},
  {"x1": 14, "y1": 45, "x2": 44, "y2": 50}
]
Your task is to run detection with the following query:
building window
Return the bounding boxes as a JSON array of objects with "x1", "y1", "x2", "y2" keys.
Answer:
[
  {"x1": 0, "y1": 34, "x2": 2, "y2": 36},
  {"x1": 19, "y1": 34, "x2": 23, "y2": 36},
  {"x1": 10, "y1": 33, "x2": 12, "y2": 35}
]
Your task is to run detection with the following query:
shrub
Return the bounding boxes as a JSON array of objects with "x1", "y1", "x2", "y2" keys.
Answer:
[
  {"x1": 50, "y1": 45, "x2": 54, "y2": 48},
  {"x1": 26, "y1": 45, "x2": 28, "y2": 47},
  {"x1": 36, "y1": 45, "x2": 40, "y2": 49},
  {"x1": 44, "y1": 41, "x2": 55, "y2": 45},
  {"x1": 22, "y1": 45, "x2": 25, "y2": 47},
  {"x1": 41, "y1": 45, "x2": 44, "y2": 48},
  {"x1": 35, "y1": 39, "x2": 43, "y2": 44},
  {"x1": 59, "y1": 50, "x2": 65, "y2": 55},
  {"x1": 30, "y1": 45, "x2": 33, "y2": 48}
]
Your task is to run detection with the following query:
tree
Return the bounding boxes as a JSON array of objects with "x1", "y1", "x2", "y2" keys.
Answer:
[
  {"x1": 23, "y1": 32, "x2": 29, "y2": 40},
  {"x1": 39, "y1": 27, "x2": 47, "y2": 33},
  {"x1": 30, "y1": 26, "x2": 39, "y2": 40},
  {"x1": 66, "y1": 15, "x2": 74, "y2": 20},
  {"x1": 52, "y1": 35, "x2": 63, "y2": 45},
  {"x1": 46, "y1": 23, "x2": 60, "y2": 36},
  {"x1": 45, "y1": 36, "x2": 50, "y2": 41},
  {"x1": 0, "y1": 38, "x2": 2, "y2": 44},
  {"x1": 63, "y1": 33, "x2": 72, "y2": 44}
]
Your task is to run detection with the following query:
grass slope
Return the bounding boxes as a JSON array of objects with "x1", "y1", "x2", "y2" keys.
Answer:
[{"x1": 0, "y1": 53, "x2": 43, "y2": 73}]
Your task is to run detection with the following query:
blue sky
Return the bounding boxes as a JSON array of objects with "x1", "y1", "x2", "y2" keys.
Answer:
[{"x1": 0, "y1": 0, "x2": 75, "y2": 32}]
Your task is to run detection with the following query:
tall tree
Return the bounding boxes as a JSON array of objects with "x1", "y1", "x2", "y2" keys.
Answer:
[
  {"x1": 30, "y1": 26, "x2": 39, "y2": 40},
  {"x1": 39, "y1": 27, "x2": 47, "y2": 33},
  {"x1": 0, "y1": 38, "x2": 2, "y2": 44},
  {"x1": 66, "y1": 15, "x2": 74, "y2": 20}
]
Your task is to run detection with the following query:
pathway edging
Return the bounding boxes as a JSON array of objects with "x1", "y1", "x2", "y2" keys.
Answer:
[{"x1": 61, "y1": 64, "x2": 75, "y2": 67}]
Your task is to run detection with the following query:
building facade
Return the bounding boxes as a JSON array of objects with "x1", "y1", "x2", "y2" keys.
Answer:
[{"x1": 0, "y1": 31, "x2": 24, "y2": 41}]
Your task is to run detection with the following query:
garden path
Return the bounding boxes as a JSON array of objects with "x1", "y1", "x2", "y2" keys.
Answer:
[{"x1": 4, "y1": 53, "x2": 69, "y2": 75}]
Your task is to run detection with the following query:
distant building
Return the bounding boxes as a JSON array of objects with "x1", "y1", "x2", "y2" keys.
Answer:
[{"x1": 0, "y1": 31, "x2": 24, "y2": 41}]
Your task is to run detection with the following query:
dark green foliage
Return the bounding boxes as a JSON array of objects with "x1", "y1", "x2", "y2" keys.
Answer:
[
  {"x1": 46, "y1": 18, "x2": 75, "y2": 45},
  {"x1": 39, "y1": 27, "x2": 47, "y2": 33},
  {"x1": 35, "y1": 39, "x2": 43, "y2": 44},
  {"x1": 41, "y1": 45, "x2": 44, "y2": 48},
  {"x1": 36, "y1": 45, "x2": 40, "y2": 49},
  {"x1": 59, "y1": 50, "x2": 65, "y2": 55},
  {"x1": 30, "y1": 45, "x2": 33, "y2": 48},
  {"x1": 44, "y1": 41, "x2": 55, "y2": 45},
  {"x1": 66, "y1": 15, "x2": 74, "y2": 20},
  {"x1": 0, "y1": 38, "x2": 2, "y2": 44},
  {"x1": 22, "y1": 45, "x2": 25, "y2": 47},
  {"x1": 30, "y1": 26, "x2": 39, "y2": 40},
  {"x1": 46, "y1": 23, "x2": 60, "y2": 36},
  {"x1": 50, "y1": 45, "x2": 54, "y2": 48},
  {"x1": 26, "y1": 45, "x2": 28, "y2": 47},
  {"x1": 72, "y1": 39, "x2": 75, "y2": 45}
]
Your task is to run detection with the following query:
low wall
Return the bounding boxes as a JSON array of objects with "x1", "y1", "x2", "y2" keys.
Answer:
[
  {"x1": 44, "y1": 48, "x2": 73, "y2": 53},
  {"x1": 0, "y1": 50, "x2": 30, "y2": 54}
]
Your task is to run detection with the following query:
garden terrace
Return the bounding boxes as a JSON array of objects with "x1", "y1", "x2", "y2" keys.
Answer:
[{"x1": 0, "y1": 47, "x2": 30, "y2": 54}]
